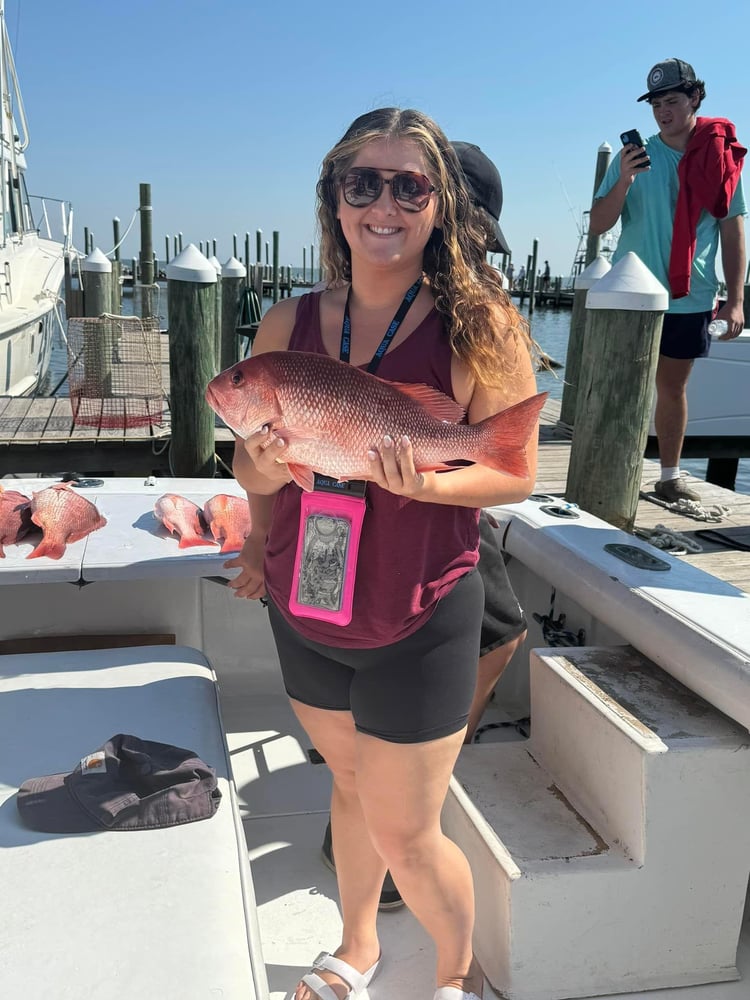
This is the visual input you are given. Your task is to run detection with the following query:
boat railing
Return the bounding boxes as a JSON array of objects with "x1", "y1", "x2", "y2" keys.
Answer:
[{"x1": 28, "y1": 194, "x2": 76, "y2": 253}]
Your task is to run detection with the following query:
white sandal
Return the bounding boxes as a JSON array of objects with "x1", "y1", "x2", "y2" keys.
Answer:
[
  {"x1": 433, "y1": 988, "x2": 482, "y2": 1000},
  {"x1": 299, "y1": 951, "x2": 381, "y2": 1000}
]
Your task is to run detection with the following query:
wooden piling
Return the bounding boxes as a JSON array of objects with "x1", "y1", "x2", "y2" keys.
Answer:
[
  {"x1": 256, "y1": 230, "x2": 262, "y2": 264},
  {"x1": 81, "y1": 249, "x2": 114, "y2": 396},
  {"x1": 166, "y1": 244, "x2": 217, "y2": 477},
  {"x1": 138, "y1": 182, "x2": 155, "y2": 320},
  {"x1": 559, "y1": 256, "x2": 611, "y2": 428},
  {"x1": 528, "y1": 239, "x2": 539, "y2": 316},
  {"x1": 220, "y1": 257, "x2": 247, "y2": 372},
  {"x1": 585, "y1": 143, "x2": 612, "y2": 268},
  {"x1": 272, "y1": 231, "x2": 280, "y2": 303},
  {"x1": 565, "y1": 252, "x2": 667, "y2": 531},
  {"x1": 209, "y1": 254, "x2": 222, "y2": 371}
]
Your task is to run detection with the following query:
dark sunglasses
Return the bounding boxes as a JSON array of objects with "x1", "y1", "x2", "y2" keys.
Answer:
[{"x1": 341, "y1": 167, "x2": 436, "y2": 212}]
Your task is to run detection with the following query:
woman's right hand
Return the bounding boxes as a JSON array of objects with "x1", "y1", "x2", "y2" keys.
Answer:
[
  {"x1": 243, "y1": 425, "x2": 293, "y2": 488},
  {"x1": 224, "y1": 531, "x2": 267, "y2": 600}
]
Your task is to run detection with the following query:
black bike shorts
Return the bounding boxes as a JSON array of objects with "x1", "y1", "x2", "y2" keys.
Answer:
[
  {"x1": 267, "y1": 568, "x2": 484, "y2": 744},
  {"x1": 477, "y1": 511, "x2": 527, "y2": 656}
]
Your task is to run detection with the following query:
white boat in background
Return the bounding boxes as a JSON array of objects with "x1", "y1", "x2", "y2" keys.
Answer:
[
  {"x1": 686, "y1": 330, "x2": 750, "y2": 437},
  {"x1": 0, "y1": 0, "x2": 73, "y2": 397}
]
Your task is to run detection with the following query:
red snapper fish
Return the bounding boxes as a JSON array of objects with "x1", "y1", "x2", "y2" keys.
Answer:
[
  {"x1": 0, "y1": 485, "x2": 33, "y2": 556},
  {"x1": 203, "y1": 494, "x2": 252, "y2": 554},
  {"x1": 27, "y1": 483, "x2": 107, "y2": 560},
  {"x1": 154, "y1": 493, "x2": 216, "y2": 549},
  {"x1": 205, "y1": 351, "x2": 547, "y2": 491}
]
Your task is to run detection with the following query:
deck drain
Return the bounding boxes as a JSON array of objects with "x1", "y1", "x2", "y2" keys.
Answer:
[
  {"x1": 540, "y1": 503, "x2": 580, "y2": 519},
  {"x1": 604, "y1": 543, "x2": 671, "y2": 571}
]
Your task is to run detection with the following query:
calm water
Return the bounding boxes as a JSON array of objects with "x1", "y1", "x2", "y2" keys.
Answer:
[{"x1": 40, "y1": 289, "x2": 749, "y2": 495}]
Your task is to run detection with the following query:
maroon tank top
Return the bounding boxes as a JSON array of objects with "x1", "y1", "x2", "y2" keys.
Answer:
[{"x1": 263, "y1": 291, "x2": 480, "y2": 649}]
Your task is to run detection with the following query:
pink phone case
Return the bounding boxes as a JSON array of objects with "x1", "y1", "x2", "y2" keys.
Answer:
[{"x1": 288, "y1": 490, "x2": 366, "y2": 627}]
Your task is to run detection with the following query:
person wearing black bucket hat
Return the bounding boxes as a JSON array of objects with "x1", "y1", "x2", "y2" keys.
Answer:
[
  {"x1": 451, "y1": 141, "x2": 511, "y2": 255},
  {"x1": 17, "y1": 734, "x2": 222, "y2": 832},
  {"x1": 591, "y1": 58, "x2": 746, "y2": 505}
]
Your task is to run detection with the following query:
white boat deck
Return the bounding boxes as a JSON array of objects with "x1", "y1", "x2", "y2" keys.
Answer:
[
  {"x1": 1, "y1": 477, "x2": 748, "y2": 1000},
  {"x1": 217, "y1": 654, "x2": 750, "y2": 1000}
]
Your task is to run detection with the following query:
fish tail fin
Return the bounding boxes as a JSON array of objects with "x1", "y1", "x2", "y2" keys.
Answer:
[
  {"x1": 27, "y1": 537, "x2": 66, "y2": 560},
  {"x1": 476, "y1": 391, "x2": 548, "y2": 479},
  {"x1": 177, "y1": 533, "x2": 215, "y2": 549}
]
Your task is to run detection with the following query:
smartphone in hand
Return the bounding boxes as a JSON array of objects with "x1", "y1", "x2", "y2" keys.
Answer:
[{"x1": 620, "y1": 129, "x2": 650, "y2": 167}]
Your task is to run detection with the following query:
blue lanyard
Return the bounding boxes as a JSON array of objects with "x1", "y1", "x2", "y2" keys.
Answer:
[
  {"x1": 312, "y1": 275, "x2": 424, "y2": 498},
  {"x1": 339, "y1": 275, "x2": 423, "y2": 372}
]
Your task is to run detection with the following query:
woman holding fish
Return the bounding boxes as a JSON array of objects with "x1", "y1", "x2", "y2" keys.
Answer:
[{"x1": 219, "y1": 107, "x2": 541, "y2": 1000}]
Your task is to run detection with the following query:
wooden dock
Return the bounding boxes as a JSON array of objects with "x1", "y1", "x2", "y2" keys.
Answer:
[{"x1": 1, "y1": 373, "x2": 748, "y2": 595}]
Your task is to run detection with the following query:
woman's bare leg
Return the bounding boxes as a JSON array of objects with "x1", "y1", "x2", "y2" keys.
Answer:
[
  {"x1": 290, "y1": 700, "x2": 383, "y2": 1000},
  {"x1": 464, "y1": 631, "x2": 526, "y2": 744},
  {"x1": 357, "y1": 728, "x2": 483, "y2": 995}
]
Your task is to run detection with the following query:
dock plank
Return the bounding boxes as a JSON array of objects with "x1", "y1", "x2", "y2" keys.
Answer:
[
  {"x1": 43, "y1": 398, "x2": 75, "y2": 439},
  {"x1": 11, "y1": 398, "x2": 56, "y2": 440}
]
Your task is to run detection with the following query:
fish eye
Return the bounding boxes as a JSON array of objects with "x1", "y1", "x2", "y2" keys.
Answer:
[{"x1": 231, "y1": 371, "x2": 243, "y2": 386}]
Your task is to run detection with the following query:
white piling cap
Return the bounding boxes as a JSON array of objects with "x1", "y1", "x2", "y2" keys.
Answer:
[
  {"x1": 586, "y1": 251, "x2": 668, "y2": 311},
  {"x1": 81, "y1": 247, "x2": 112, "y2": 273},
  {"x1": 209, "y1": 255, "x2": 222, "y2": 273},
  {"x1": 166, "y1": 243, "x2": 217, "y2": 283},
  {"x1": 221, "y1": 256, "x2": 247, "y2": 278},
  {"x1": 574, "y1": 255, "x2": 611, "y2": 290}
]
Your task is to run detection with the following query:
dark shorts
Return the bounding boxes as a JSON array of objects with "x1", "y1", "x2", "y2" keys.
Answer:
[
  {"x1": 267, "y1": 568, "x2": 484, "y2": 744},
  {"x1": 477, "y1": 511, "x2": 527, "y2": 656},
  {"x1": 660, "y1": 311, "x2": 712, "y2": 360}
]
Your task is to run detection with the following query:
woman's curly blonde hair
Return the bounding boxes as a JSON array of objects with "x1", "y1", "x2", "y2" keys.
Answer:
[{"x1": 316, "y1": 107, "x2": 533, "y2": 387}]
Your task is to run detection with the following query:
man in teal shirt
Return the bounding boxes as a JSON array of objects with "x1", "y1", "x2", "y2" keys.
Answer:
[{"x1": 591, "y1": 58, "x2": 746, "y2": 503}]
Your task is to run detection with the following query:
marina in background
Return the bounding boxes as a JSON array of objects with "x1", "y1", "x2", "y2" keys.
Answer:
[{"x1": 33, "y1": 281, "x2": 750, "y2": 497}]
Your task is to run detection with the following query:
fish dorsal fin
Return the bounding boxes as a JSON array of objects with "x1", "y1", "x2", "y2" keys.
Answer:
[{"x1": 386, "y1": 380, "x2": 465, "y2": 423}]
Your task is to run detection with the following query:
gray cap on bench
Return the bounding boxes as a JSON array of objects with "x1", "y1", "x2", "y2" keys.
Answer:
[{"x1": 17, "y1": 734, "x2": 221, "y2": 833}]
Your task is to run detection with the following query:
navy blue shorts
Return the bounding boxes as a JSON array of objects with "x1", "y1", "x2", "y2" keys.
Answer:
[
  {"x1": 477, "y1": 511, "x2": 527, "y2": 656},
  {"x1": 660, "y1": 311, "x2": 712, "y2": 360},
  {"x1": 267, "y1": 568, "x2": 484, "y2": 744}
]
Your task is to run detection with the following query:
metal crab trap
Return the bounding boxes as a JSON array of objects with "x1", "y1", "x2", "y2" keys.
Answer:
[{"x1": 66, "y1": 315, "x2": 166, "y2": 429}]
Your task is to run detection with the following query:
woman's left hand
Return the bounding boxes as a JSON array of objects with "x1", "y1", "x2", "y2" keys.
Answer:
[{"x1": 364, "y1": 434, "x2": 427, "y2": 499}]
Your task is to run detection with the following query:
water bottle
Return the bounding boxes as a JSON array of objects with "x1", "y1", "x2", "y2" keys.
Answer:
[{"x1": 708, "y1": 319, "x2": 728, "y2": 338}]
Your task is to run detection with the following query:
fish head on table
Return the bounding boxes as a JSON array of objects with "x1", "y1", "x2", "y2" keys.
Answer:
[
  {"x1": 0, "y1": 485, "x2": 33, "y2": 556},
  {"x1": 27, "y1": 483, "x2": 107, "y2": 560},
  {"x1": 153, "y1": 493, "x2": 216, "y2": 549},
  {"x1": 206, "y1": 351, "x2": 548, "y2": 492},
  {"x1": 202, "y1": 494, "x2": 252, "y2": 554}
]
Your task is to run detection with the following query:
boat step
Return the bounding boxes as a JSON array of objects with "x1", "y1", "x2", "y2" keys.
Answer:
[{"x1": 444, "y1": 644, "x2": 750, "y2": 1000}]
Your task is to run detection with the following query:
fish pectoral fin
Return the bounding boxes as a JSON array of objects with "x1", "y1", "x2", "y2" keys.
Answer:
[
  {"x1": 279, "y1": 427, "x2": 319, "y2": 449},
  {"x1": 287, "y1": 463, "x2": 316, "y2": 492},
  {"x1": 387, "y1": 381, "x2": 465, "y2": 423}
]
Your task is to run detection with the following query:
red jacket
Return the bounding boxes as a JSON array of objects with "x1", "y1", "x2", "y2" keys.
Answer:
[{"x1": 668, "y1": 117, "x2": 746, "y2": 299}]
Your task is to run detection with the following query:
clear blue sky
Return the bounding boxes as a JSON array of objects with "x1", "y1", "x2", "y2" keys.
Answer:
[{"x1": 12, "y1": 0, "x2": 749, "y2": 277}]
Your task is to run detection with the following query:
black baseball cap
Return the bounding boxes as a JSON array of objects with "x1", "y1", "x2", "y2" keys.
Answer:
[
  {"x1": 452, "y1": 141, "x2": 511, "y2": 255},
  {"x1": 16, "y1": 734, "x2": 222, "y2": 833},
  {"x1": 637, "y1": 58, "x2": 697, "y2": 101}
]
